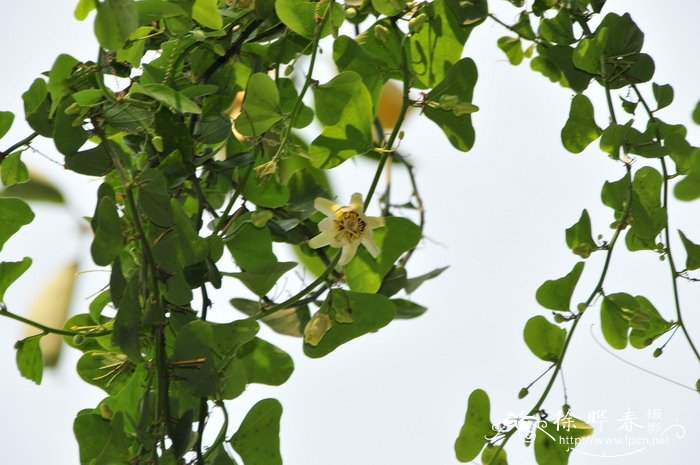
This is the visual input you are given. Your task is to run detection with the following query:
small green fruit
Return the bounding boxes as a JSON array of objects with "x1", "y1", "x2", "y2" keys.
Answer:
[
  {"x1": 72, "y1": 334, "x2": 85, "y2": 346},
  {"x1": 152, "y1": 135, "x2": 164, "y2": 153},
  {"x1": 518, "y1": 388, "x2": 529, "y2": 399}
]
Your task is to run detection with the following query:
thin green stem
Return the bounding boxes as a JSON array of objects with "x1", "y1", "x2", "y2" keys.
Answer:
[
  {"x1": 213, "y1": 162, "x2": 253, "y2": 236},
  {"x1": 0, "y1": 132, "x2": 39, "y2": 162},
  {"x1": 202, "y1": 402, "x2": 229, "y2": 461},
  {"x1": 0, "y1": 304, "x2": 111, "y2": 337}
]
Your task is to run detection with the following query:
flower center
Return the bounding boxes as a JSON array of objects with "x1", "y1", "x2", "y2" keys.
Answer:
[{"x1": 335, "y1": 211, "x2": 366, "y2": 242}]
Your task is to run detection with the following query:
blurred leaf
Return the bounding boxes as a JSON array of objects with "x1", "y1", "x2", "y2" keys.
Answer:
[
  {"x1": 481, "y1": 446, "x2": 508, "y2": 465},
  {"x1": 22, "y1": 78, "x2": 54, "y2": 137},
  {"x1": 192, "y1": 0, "x2": 222, "y2": 30},
  {"x1": 172, "y1": 320, "x2": 220, "y2": 397},
  {"x1": 391, "y1": 298, "x2": 427, "y2": 319},
  {"x1": 47, "y1": 54, "x2": 79, "y2": 117},
  {"x1": 454, "y1": 389, "x2": 493, "y2": 462},
  {"x1": 275, "y1": 0, "x2": 344, "y2": 39},
  {"x1": 679, "y1": 230, "x2": 700, "y2": 270},
  {"x1": 230, "y1": 399, "x2": 283, "y2": 465},
  {"x1": 0, "y1": 258, "x2": 32, "y2": 300},
  {"x1": 561, "y1": 94, "x2": 601, "y2": 154},
  {"x1": 0, "y1": 197, "x2": 34, "y2": 251},
  {"x1": 0, "y1": 171, "x2": 65, "y2": 203},
  {"x1": 372, "y1": 0, "x2": 407, "y2": 16},
  {"x1": 497, "y1": 36, "x2": 524, "y2": 65},
  {"x1": 404, "y1": 266, "x2": 448, "y2": 294},
  {"x1": 536, "y1": 262, "x2": 584, "y2": 311},
  {"x1": 524, "y1": 316, "x2": 566, "y2": 362},
  {"x1": 0, "y1": 110, "x2": 14, "y2": 139},
  {"x1": 534, "y1": 415, "x2": 593, "y2": 465},
  {"x1": 15, "y1": 334, "x2": 43, "y2": 384},
  {"x1": 138, "y1": 168, "x2": 173, "y2": 227},
  {"x1": 0, "y1": 152, "x2": 28, "y2": 186},
  {"x1": 538, "y1": 10, "x2": 575, "y2": 45},
  {"x1": 652, "y1": 83, "x2": 674, "y2": 110},
  {"x1": 234, "y1": 73, "x2": 283, "y2": 137},
  {"x1": 95, "y1": 0, "x2": 139, "y2": 51},
  {"x1": 91, "y1": 196, "x2": 124, "y2": 267},
  {"x1": 231, "y1": 298, "x2": 310, "y2": 337},
  {"x1": 675, "y1": 149, "x2": 700, "y2": 201},
  {"x1": 131, "y1": 83, "x2": 202, "y2": 114}
]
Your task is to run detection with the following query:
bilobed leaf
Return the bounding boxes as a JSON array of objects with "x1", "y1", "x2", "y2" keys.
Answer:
[
  {"x1": 497, "y1": 36, "x2": 524, "y2": 65},
  {"x1": 629, "y1": 296, "x2": 672, "y2": 349},
  {"x1": 0, "y1": 197, "x2": 34, "y2": 251},
  {"x1": 601, "y1": 171, "x2": 631, "y2": 214},
  {"x1": 230, "y1": 261, "x2": 297, "y2": 297},
  {"x1": 94, "y1": 0, "x2": 139, "y2": 51},
  {"x1": 424, "y1": 58, "x2": 479, "y2": 152},
  {"x1": 303, "y1": 290, "x2": 396, "y2": 358},
  {"x1": 15, "y1": 334, "x2": 43, "y2": 384},
  {"x1": 630, "y1": 166, "x2": 665, "y2": 240},
  {"x1": 345, "y1": 217, "x2": 421, "y2": 293},
  {"x1": 536, "y1": 262, "x2": 584, "y2": 311},
  {"x1": 523, "y1": 316, "x2": 566, "y2": 362},
  {"x1": 91, "y1": 196, "x2": 124, "y2": 267},
  {"x1": 131, "y1": 83, "x2": 202, "y2": 114},
  {"x1": 192, "y1": 0, "x2": 222, "y2": 30},
  {"x1": 226, "y1": 221, "x2": 277, "y2": 271},
  {"x1": 230, "y1": 399, "x2": 283, "y2": 465},
  {"x1": 561, "y1": 94, "x2": 601, "y2": 153},
  {"x1": 538, "y1": 9, "x2": 575, "y2": 45},
  {"x1": 652, "y1": 83, "x2": 674, "y2": 110},
  {"x1": 0, "y1": 258, "x2": 32, "y2": 300},
  {"x1": 238, "y1": 338, "x2": 294, "y2": 386},
  {"x1": 565, "y1": 210, "x2": 596, "y2": 258},
  {"x1": 309, "y1": 73, "x2": 373, "y2": 169},
  {"x1": 0, "y1": 111, "x2": 14, "y2": 139},
  {"x1": 314, "y1": 72, "x2": 365, "y2": 126},
  {"x1": 679, "y1": 230, "x2": 700, "y2": 270},
  {"x1": 275, "y1": 0, "x2": 344, "y2": 39},
  {"x1": 534, "y1": 416, "x2": 593, "y2": 465},
  {"x1": 600, "y1": 292, "x2": 636, "y2": 350},
  {"x1": 454, "y1": 389, "x2": 493, "y2": 462},
  {"x1": 74, "y1": 412, "x2": 111, "y2": 465},
  {"x1": 535, "y1": 45, "x2": 592, "y2": 93},
  {"x1": 674, "y1": 149, "x2": 700, "y2": 201},
  {"x1": 333, "y1": 35, "x2": 390, "y2": 110},
  {"x1": 1, "y1": 152, "x2": 29, "y2": 186},
  {"x1": 234, "y1": 73, "x2": 283, "y2": 137}
]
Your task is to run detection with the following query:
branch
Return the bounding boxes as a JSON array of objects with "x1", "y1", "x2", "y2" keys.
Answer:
[
  {"x1": 0, "y1": 303, "x2": 111, "y2": 337},
  {"x1": 0, "y1": 132, "x2": 39, "y2": 162}
]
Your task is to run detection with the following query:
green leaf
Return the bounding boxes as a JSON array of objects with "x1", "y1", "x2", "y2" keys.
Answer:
[
  {"x1": 0, "y1": 197, "x2": 34, "y2": 251},
  {"x1": 314, "y1": 72, "x2": 366, "y2": 126},
  {"x1": 481, "y1": 446, "x2": 508, "y2": 465},
  {"x1": 536, "y1": 262, "x2": 584, "y2": 311},
  {"x1": 230, "y1": 261, "x2": 297, "y2": 297},
  {"x1": 172, "y1": 320, "x2": 220, "y2": 397},
  {"x1": 600, "y1": 292, "x2": 636, "y2": 350},
  {"x1": 74, "y1": 412, "x2": 111, "y2": 465},
  {"x1": 23, "y1": 78, "x2": 54, "y2": 137},
  {"x1": 345, "y1": 217, "x2": 421, "y2": 293},
  {"x1": 424, "y1": 58, "x2": 479, "y2": 152},
  {"x1": 535, "y1": 45, "x2": 592, "y2": 93},
  {"x1": 0, "y1": 111, "x2": 14, "y2": 139},
  {"x1": 275, "y1": 0, "x2": 344, "y2": 39},
  {"x1": 538, "y1": 9, "x2": 575, "y2": 45},
  {"x1": 534, "y1": 416, "x2": 593, "y2": 465},
  {"x1": 65, "y1": 142, "x2": 115, "y2": 176},
  {"x1": 15, "y1": 334, "x2": 43, "y2": 384},
  {"x1": 138, "y1": 168, "x2": 173, "y2": 227},
  {"x1": 111, "y1": 275, "x2": 143, "y2": 363},
  {"x1": 94, "y1": 0, "x2": 139, "y2": 51},
  {"x1": 410, "y1": 0, "x2": 486, "y2": 88},
  {"x1": 523, "y1": 316, "x2": 566, "y2": 362},
  {"x1": 693, "y1": 101, "x2": 700, "y2": 125},
  {"x1": 53, "y1": 97, "x2": 89, "y2": 155},
  {"x1": 601, "y1": 171, "x2": 630, "y2": 214},
  {"x1": 0, "y1": 173, "x2": 65, "y2": 204},
  {"x1": 497, "y1": 36, "x2": 524, "y2": 65},
  {"x1": 630, "y1": 166, "x2": 665, "y2": 240},
  {"x1": 454, "y1": 389, "x2": 493, "y2": 462},
  {"x1": 675, "y1": 149, "x2": 700, "y2": 201},
  {"x1": 565, "y1": 210, "x2": 596, "y2": 258},
  {"x1": 234, "y1": 73, "x2": 283, "y2": 137},
  {"x1": 231, "y1": 298, "x2": 310, "y2": 337},
  {"x1": 74, "y1": 0, "x2": 97, "y2": 20},
  {"x1": 652, "y1": 83, "x2": 674, "y2": 110},
  {"x1": 303, "y1": 290, "x2": 396, "y2": 358},
  {"x1": 333, "y1": 36, "x2": 390, "y2": 110},
  {"x1": 561, "y1": 94, "x2": 601, "y2": 154},
  {"x1": 391, "y1": 298, "x2": 428, "y2": 319},
  {"x1": 169, "y1": 199, "x2": 210, "y2": 265},
  {"x1": 629, "y1": 296, "x2": 673, "y2": 349},
  {"x1": 77, "y1": 350, "x2": 134, "y2": 394},
  {"x1": 679, "y1": 230, "x2": 700, "y2": 270},
  {"x1": 91, "y1": 196, "x2": 124, "y2": 267},
  {"x1": 226, "y1": 221, "x2": 278, "y2": 270},
  {"x1": 48, "y1": 54, "x2": 79, "y2": 117},
  {"x1": 404, "y1": 266, "x2": 448, "y2": 294},
  {"x1": 309, "y1": 73, "x2": 373, "y2": 169},
  {"x1": 372, "y1": 0, "x2": 407, "y2": 17},
  {"x1": 1, "y1": 152, "x2": 29, "y2": 186},
  {"x1": 192, "y1": 0, "x2": 222, "y2": 30},
  {"x1": 230, "y1": 399, "x2": 283, "y2": 465},
  {"x1": 131, "y1": 83, "x2": 202, "y2": 114},
  {"x1": 238, "y1": 338, "x2": 294, "y2": 386},
  {"x1": 0, "y1": 258, "x2": 32, "y2": 300}
]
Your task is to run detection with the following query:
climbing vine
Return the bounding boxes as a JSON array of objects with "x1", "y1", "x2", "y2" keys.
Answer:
[{"x1": 0, "y1": 1, "x2": 698, "y2": 465}]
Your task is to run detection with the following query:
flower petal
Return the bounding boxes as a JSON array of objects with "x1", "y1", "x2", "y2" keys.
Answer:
[
  {"x1": 338, "y1": 241, "x2": 360, "y2": 266},
  {"x1": 361, "y1": 232, "x2": 381, "y2": 258},
  {"x1": 318, "y1": 217, "x2": 335, "y2": 233},
  {"x1": 314, "y1": 197, "x2": 341, "y2": 216},
  {"x1": 308, "y1": 231, "x2": 334, "y2": 249},
  {"x1": 365, "y1": 215, "x2": 384, "y2": 229},
  {"x1": 349, "y1": 192, "x2": 364, "y2": 214}
]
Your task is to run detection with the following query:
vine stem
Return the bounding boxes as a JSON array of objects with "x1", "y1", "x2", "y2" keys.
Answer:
[
  {"x1": 256, "y1": 23, "x2": 413, "y2": 321},
  {"x1": 0, "y1": 303, "x2": 111, "y2": 337},
  {"x1": 629, "y1": 84, "x2": 700, "y2": 365},
  {"x1": 0, "y1": 131, "x2": 39, "y2": 162},
  {"x1": 486, "y1": 162, "x2": 633, "y2": 464},
  {"x1": 99, "y1": 133, "x2": 175, "y2": 444}
]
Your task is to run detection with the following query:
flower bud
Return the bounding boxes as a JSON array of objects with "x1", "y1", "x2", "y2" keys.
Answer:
[
  {"x1": 452, "y1": 101, "x2": 479, "y2": 117},
  {"x1": 409, "y1": 13, "x2": 428, "y2": 34},
  {"x1": 64, "y1": 102, "x2": 81, "y2": 115},
  {"x1": 553, "y1": 313, "x2": 565, "y2": 323},
  {"x1": 653, "y1": 348, "x2": 663, "y2": 358},
  {"x1": 72, "y1": 334, "x2": 85, "y2": 346},
  {"x1": 374, "y1": 24, "x2": 390, "y2": 43},
  {"x1": 518, "y1": 388, "x2": 529, "y2": 399},
  {"x1": 152, "y1": 135, "x2": 164, "y2": 153},
  {"x1": 345, "y1": 7, "x2": 357, "y2": 19}
]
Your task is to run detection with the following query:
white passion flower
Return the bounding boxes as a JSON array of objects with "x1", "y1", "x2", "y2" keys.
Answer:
[{"x1": 308, "y1": 193, "x2": 384, "y2": 267}]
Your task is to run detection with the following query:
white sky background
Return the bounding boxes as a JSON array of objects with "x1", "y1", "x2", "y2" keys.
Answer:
[{"x1": 1, "y1": 1, "x2": 699, "y2": 464}]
